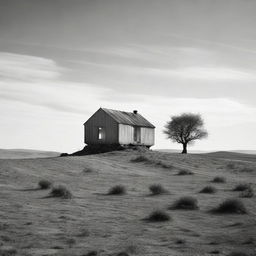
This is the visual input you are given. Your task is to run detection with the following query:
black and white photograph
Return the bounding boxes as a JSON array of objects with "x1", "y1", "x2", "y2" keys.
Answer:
[{"x1": 0, "y1": 0, "x2": 256, "y2": 255}]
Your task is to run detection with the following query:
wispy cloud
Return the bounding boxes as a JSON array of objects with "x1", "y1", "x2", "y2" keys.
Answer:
[
  {"x1": 0, "y1": 52, "x2": 108, "y2": 114},
  {"x1": 146, "y1": 66, "x2": 256, "y2": 81},
  {"x1": 0, "y1": 52, "x2": 61, "y2": 81}
]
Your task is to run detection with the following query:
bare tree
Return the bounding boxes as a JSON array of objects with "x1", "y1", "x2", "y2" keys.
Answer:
[{"x1": 163, "y1": 113, "x2": 208, "y2": 154}]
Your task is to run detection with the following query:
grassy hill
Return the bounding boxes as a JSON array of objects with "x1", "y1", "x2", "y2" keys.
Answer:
[
  {"x1": 0, "y1": 150, "x2": 255, "y2": 256},
  {"x1": 0, "y1": 149, "x2": 60, "y2": 159}
]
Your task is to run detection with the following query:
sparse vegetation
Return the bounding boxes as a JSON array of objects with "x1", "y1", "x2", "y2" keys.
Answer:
[
  {"x1": 177, "y1": 169, "x2": 193, "y2": 175},
  {"x1": 108, "y1": 185, "x2": 126, "y2": 195},
  {"x1": 49, "y1": 185, "x2": 73, "y2": 199},
  {"x1": 66, "y1": 238, "x2": 76, "y2": 248},
  {"x1": 227, "y1": 252, "x2": 249, "y2": 256},
  {"x1": 144, "y1": 210, "x2": 171, "y2": 222},
  {"x1": 226, "y1": 162, "x2": 236, "y2": 169},
  {"x1": 131, "y1": 155, "x2": 173, "y2": 169},
  {"x1": 116, "y1": 252, "x2": 129, "y2": 256},
  {"x1": 149, "y1": 184, "x2": 168, "y2": 195},
  {"x1": 83, "y1": 167, "x2": 94, "y2": 173},
  {"x1": 131, "y1": 155, "x2": 150, "y2": 163},
  {"x1": 212, "y1": 176, "x2": 226, "y2": 183},
  {"x1": 240, "y1": 187, "x2": 254, "y2": 198},
  {"x1": 233, "y1": 183, "x2": 251, "y2": 192},
  {"x1": 175, "y1": 239, "x2": 186, "y2": 244},
  {"x1": 83, "y1": 251, "x2": 98, "y2": 256},
  {"x1": 226, "y1": 162, "x2": 254, "y2": 173},
  {"x1": 38, "y1": 179, "x2": 52, "y2": 189},
  {"x1": 170, "y1": 196, "x2": 199, "y2": 210},
  {"x1": 0, "y1": 247, "x2": 17, "y2": 255},
  {"x1": 199, "y1": 186, "x2": 217, "y2": 194},
  {"x1": 239, "y1": 167, "x2": 254, "y2": 173},
  {"x1": 211, "y1": 199, "x2": 247, "y2": 214},
  {"x1": 154, "y1": 160, "x2": 173, "y2": 169},
  {"x1": 125, "y1": 244, "x2": 139, "y2": 254},
  {"x1": 76, "y1": 229, "x2": 90, "y2": 237},
  {"x1": 2, "y1": 145, "x2": 256, "y2": 255}
]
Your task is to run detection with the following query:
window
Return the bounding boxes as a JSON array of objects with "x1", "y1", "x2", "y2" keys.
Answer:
[{"x1": 98, "y1": 127, "x2": 105, "y2": 140}]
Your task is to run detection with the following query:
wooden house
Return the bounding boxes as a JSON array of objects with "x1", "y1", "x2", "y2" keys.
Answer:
[{"x1": 84, "y1": 108, "x2": 155, "y2": 147}]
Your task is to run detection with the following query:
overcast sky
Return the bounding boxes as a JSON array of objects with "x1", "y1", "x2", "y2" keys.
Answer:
[{"x1": 0, "y1": 0, "x2": 256, "y2": 152}]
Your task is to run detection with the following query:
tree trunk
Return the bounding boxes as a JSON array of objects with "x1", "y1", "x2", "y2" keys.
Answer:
[{"x1": 182, "y1": 143, "x2": 187, "y2": 154}]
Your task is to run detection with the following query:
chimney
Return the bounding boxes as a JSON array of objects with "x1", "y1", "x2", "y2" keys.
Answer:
[{"x1": 133, "y1": 110, "x2": 138, "y2": 114}]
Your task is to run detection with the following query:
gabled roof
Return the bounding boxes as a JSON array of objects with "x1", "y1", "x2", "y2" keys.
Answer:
[{"x1": 101, "y1": 108, "x2": 155, "y2": 128}]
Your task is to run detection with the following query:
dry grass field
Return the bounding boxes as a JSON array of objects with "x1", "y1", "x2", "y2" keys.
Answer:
[
  {"x1": 0, "y1": 149, "x2": 60, "y2": 159},
  {"x1": 0, "y1": 150, "x2": 256, "y2": 256}
]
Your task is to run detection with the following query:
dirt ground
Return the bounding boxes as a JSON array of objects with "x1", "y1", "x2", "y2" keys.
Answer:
[{"x1": 0, "y1": 150, "x2": 255, "y2": 256}]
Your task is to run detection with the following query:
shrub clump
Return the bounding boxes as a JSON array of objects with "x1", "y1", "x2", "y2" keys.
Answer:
[
  {"x1": 238, "y1": 167, "x2": 254, "y2": 173},
  {"x1": 227, "y1": 252, "x2": 249, "y2": 256},
  {"x1": 154, "y1": 160, "x2": 173, "y2": 169},
  {"x1": 116, "y1": 252, "x2": 129, "y2": 256},
  {"x1": 177, "y1": 169, "x2": 193, "y2": 175},
  {"x1": 83, "y1": 167, "x2": 94, "y2": 173},
  {"x1": 49, "y1": 185, "x2": 73, "y2": 199},
  {"x1": 199, "y1": 186, "x2": 217, "y2": 194},
  {"x1": 212, "y1": 176, "x2": 226, "y2": 183},
  {"x1": 84, "y1": 251, "x2": 97, "y2": 256},
  {"x1": 170, "y1": 196, "x2": 199, "y2": 210},
  {"x1": 107, "y1": 185, "x2": 126, "y2": 195},
  {"x1": 176, "y1": 239, "x2": 186, "y2": 244},
  {"x1": 240, "y1": 187, "x2": 254, "y2": 198},
  {"x1": 38, "y1": 179, "x2": 52, "y2": 189},
  {"x1": 131, "y1": 155, "x2": 150, "y2": 163},
  {"x1": 149, "y1": 184, "x2": 168, "y2": 195},
  {"x1": 233, "y1": 183, "x2": 251, "y2": 192},
  {"x1": 211, "y1": 199, "x2": 247, "y2": 214},
  {"x1": 144, "y1": 210, "x2": 171, "y2": 222}
]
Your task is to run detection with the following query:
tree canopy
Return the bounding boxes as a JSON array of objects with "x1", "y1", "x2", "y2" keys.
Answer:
[{"x1": 163, "y1": 113, "x2": 208, "y2": 154}]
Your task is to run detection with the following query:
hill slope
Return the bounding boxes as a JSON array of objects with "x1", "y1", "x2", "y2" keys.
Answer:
[
  {"x1": 0, "y1": 150, "x2": 255, "y2": 256},
  {"x1": 0, "y1": 148, "x2": 60, "y2": 159}
]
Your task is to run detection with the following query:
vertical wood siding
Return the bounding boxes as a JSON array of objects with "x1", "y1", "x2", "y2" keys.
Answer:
[
  {"x1": 84, "y1": 109, "x2": 118, "y2": 144},
  {"x1": 141, "y1": 127, "x2": 155, "y2": 146},
  {"x1": 118, "y1": 124, "x2": 133, "y2": 144},
  {"x1": 118, "y1": 124, "x2": 154, "y2": 146}
]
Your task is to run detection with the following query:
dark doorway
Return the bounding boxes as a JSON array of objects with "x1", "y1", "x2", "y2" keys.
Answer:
[{"x1": 134, "y1": 126, "x2": 141, "y2": 143}]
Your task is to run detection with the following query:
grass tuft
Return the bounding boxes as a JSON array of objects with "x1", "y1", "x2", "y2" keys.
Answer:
[
  {"x1": 49, "y1": 185, "x2": 73, "y2": 199},
  {"x1": 149, "y1": 184, "x2": 168, "y2": 195},
  {"x1": 233, "y1": 183, "x2": 251, "y2": 192},
  {"x1": 108, "y1": 185, "x2": 126, "y2": 195},
  {"x1": 154, "y1": 160, "x2": 173, "y2": 169},
  {"x1": 175, "y1": 239, "x2": 186, "y2": 244},
  {"x1": 116, "y1": 252, "x2": 130, "y2": 256},
  {"x1": 38, "y1": 179, "x2": 52, "y2": 190},
  {"x1": 238, "y1": 167, "x2": 254, "y2": 173},
  {"x1": 0, "y1": 248, "x2": 17, "y2": 255},
  {"x1": 211, "y1": 199, "x2": 247, "y2": 214},
  {"x1": 199, "y1": 186, "x2": 217, "y2": 194},
  {"x1": 83, "y1": 167, "x2": 94, "y2": 173},
  {"x1": 177, "y1": 169, "x2": 194, "y2": 175},
  {"x1": 212, "y1": 176, "x2": 226, "y2": 183},
  {"x1": 240, "y1": 187, "x2": 254, "y2": 198},
  {"x1": 144, "y1": 210, "x2": 171, "y2": 222},
  {"x1": 83, "y1": 250, "x2": 98, "y2": 256},
  {"x1": 227, "y1": 252, "x2": 249, "y2": 256},
  {"x1": 170, "y1": 196, "x2": 199, "y2": 210},
  {"x1": 131, "y1": 155, "x2": 173, "y2": 169},
  {"x1": 131, "y1": 155, "x2": 150, "y2": 163},
  {"x1": 226, "y1": 162, "x2": 236, "y2": 169}
]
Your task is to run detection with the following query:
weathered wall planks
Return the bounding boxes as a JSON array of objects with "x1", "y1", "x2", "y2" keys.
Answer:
[{"x1": 84, "y1": 109, "x2": 118, "y2": 144}]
